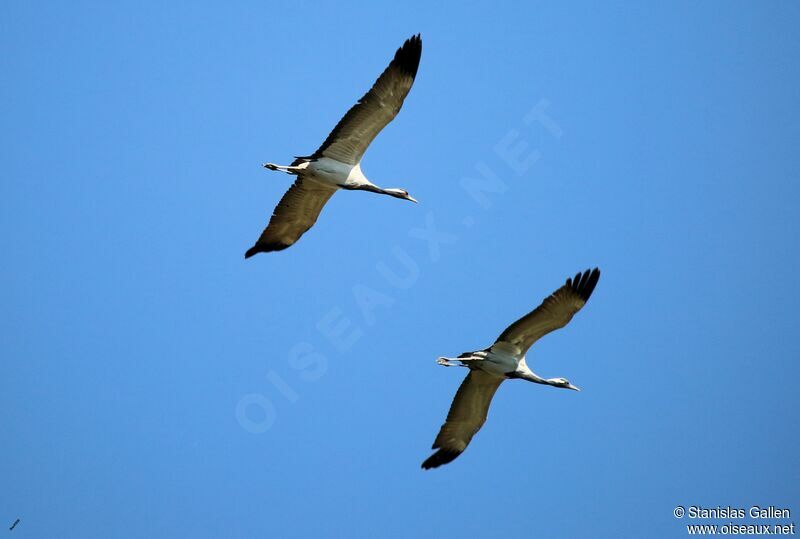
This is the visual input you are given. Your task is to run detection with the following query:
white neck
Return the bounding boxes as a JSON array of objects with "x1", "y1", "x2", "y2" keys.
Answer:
[
  {"x1": 517, "y1": 369, "x2": 550, "y2": 385},
  {"x1": 515, "y1": 367, "x2": 563, "y2": 387}
]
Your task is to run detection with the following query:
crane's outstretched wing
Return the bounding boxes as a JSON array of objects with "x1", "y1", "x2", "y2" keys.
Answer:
[
  {"x1": 245, "y1": 178, "x2": 337, "y2": 257},
  {"x1": 422, "y1": 370, "x2": 504, "y2": 469},
  {"x1": 293, "y1": 34, "x2": 422, "y2": 166},
  {"x1": 495, "y1": 268, "x2": 601, "y2": 352}
]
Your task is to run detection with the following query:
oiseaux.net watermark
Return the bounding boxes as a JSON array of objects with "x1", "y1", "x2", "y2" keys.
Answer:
[{"x1": 674, "y1": 505, "x2": 795, "y2": 535}]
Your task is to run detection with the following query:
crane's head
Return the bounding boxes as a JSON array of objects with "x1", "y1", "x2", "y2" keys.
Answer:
[
  {"x1": 383, "y1": 188, "x2": 418, "y2": 203},
  {"x1": 549, "y1": 377, "x2": 581, "y2": 391}
]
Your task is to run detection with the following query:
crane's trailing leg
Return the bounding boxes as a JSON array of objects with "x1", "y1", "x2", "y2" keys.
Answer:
[
  {"x1": 437, "y1": 354, "x2": 483, "y2": 367},
  {"x1": 437, "y1": 357, "x2": 461, "y2": 367},
  {"x1": 263, "y1": 163, "x2": 303, "y2": 174}
]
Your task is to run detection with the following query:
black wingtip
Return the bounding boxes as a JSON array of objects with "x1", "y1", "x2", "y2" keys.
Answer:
[
  {"x1": 421, "y1": 449, "x2": 461, "y2": 470},
  {"x1": 244, "y1": 242, "x2": 292, "y2": 258},
  {"x1": 570, "y1": 267, "x2": 601, "y2": 301},
  {"x1": 393, "y1": 34, "x2": 422, "y2": 79}
]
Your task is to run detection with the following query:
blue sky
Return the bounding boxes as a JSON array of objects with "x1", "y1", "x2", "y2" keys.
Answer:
[{"x1": 2, "y1": 1, "x2": 799, "y2": 537}]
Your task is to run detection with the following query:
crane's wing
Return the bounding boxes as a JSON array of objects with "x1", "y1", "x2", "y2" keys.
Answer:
[
  {"x1": 495, "y1": 268, "x2": 601, "y2": 352},
  {"x1": 421, "y1": 370, "x2": 504, "y2": 469},
  {"x1": 293, "y1": 34, "x2": 422, "y2": 166},
  {"x1": 245, "y1": 178, "x2": 337, "y2": 257}
]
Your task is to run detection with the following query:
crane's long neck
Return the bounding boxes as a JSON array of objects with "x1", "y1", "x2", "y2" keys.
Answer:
[
  {"x1": 344, "y1": 182, "x2": 412, "y2": 202},
  {"x1": 514, "y1": 366, "x2": 567, "y2": 387},
  {"x1": 340, "y1": 167, "x2": 412, "y2": 200},
  {"x1": 516, "y1": 370, "x2": 551, "y2": 385},
  {"x1": 358, "y1": 183, "x2": 392, "y2": 196}
]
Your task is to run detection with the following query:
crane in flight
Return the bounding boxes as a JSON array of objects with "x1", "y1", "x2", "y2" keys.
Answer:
[
  {"x1": 422, "y1": 268, "x2": 601, "y2": 469},
  {"x1": 245, "y1": 35, "x2": 422, "y2": 258}
]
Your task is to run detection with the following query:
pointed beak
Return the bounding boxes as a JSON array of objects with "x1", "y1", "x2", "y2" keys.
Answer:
[
  {"x1": 566, "y1": 383, "x2": 581, "y2": 391},
  {"x1": 406, "y1": 195, "x2": 418, "y2": 203}
]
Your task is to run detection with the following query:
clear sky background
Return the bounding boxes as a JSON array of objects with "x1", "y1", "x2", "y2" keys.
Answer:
[{"x1": 2, "y1": 1, "x2": 799, "y2": 537}]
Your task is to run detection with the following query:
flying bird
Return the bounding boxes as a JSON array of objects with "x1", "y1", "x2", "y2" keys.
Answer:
[
  {"x1": 245, "y1": 35, "x2": 422, "y2": 258},
  {"x1": 422, "y1": 268, "x2": 601, "y2": 469}
]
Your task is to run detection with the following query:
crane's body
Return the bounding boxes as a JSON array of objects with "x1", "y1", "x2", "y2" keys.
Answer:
[
  {"x1": 439, "y1": 342, "x2": 522, "y2": 378},
  {"x1": 264, "y1": 158, "x2": 412, "y2": 198},
  {"x1": 439, "y1": 341, "x2": 577, "y2": 388}
]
